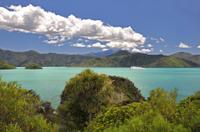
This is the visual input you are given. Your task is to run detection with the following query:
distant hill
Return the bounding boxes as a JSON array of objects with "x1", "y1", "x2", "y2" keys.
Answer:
[
  {"x1": 0, "y1": 49, "x2": 199, "y2": 67},
  {"x1": 79, "y1": 50, "x2": 200, "y2": 67},
  {"x1": 0, "y1": 49, "x2": 92, "y2": 66},
  {"x1": 172, "y1": 52, "x2": 200, "y2": 65},
  {"x1": 146, "y1": 56, "x2": 199, "y2": 68}
]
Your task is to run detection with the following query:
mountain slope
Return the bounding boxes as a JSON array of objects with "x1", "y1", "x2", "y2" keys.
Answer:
[
  {"x1": 0, "y1": 49, "x2": 199, "y2": 67},
  {"x1": 146, "y1": 56, "x2": 199, "y2": 68},
  {"x1": 0, "y1": 49, "x2": 93, "y2": 66},
  {"x1": 172, "y1": 52, "x2": 200, "y2": 65}
]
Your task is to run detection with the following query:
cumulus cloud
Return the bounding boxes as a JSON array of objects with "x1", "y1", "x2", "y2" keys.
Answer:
[
  {"x1": 90, "y1": 42, "x2": 106, "y2": 48},
  {"x1": 197, "y1": 45, "x2": 200, "y2": 48},
  {"x1": 178, "y1": 42, "x2": 191, "y2": 48},
  {"x1": 0, "y1": 4, "x2": 146, "y2": 51},
  {"x1": 131, "y1": 48, "x2": 152, "y2": 53},
  {"x1": 71, "y1": 43, "x2": 86, "y2": 48},
  {"x1": 147, "y1": 44, "x2": 153, "y2": 48},
  {"x1": 159, "y1": 49, "x2": 163, "y2": 52},
  {"x1": 102, "y1": 48, "x2": 109, "y2": 51}
]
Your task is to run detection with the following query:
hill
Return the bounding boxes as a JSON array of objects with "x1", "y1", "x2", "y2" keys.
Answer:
[
  {"x1": 146, "y1": 56, "x2": 199, "y2": 68},
  {"x1": 79, "y1": 50, "x2": 200, "y2": 67},
  {"x1": 0, "y1": 49, "x2": 199, "y2": 67},
  {"x1": 0, "y1": 49, "x2": 92, "y2": 66},
  {"x1": 172, "y1": 52, "x2": 200, "y2": 65}
]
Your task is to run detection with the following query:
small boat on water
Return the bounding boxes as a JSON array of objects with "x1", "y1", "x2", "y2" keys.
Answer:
[{"x1": 130, "y1": 66, "x2": 145, "y2": 70}]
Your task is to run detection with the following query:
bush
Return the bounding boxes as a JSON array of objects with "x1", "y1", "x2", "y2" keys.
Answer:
[
  {"x1": 176, "y1": 91, "x2": 200, "y2": 131},
  {"x1": 0, "y1": 79, "x2": 57, "y2": 131},
  {"x1": 86, "y1": 102, "x2": 151, "y2": 131},
  {"x1": 58, "y1": 69, "x2": 144, "y2": 131},
  {"x1": 148, "y1": 88, "x2": 177, "y2": 121},
  {"x1": 106, "y1": 111, "x2": 188, "y2": 132},
  {"x1": 58, "y1": 69, "x2": 116, "y2": 131}
]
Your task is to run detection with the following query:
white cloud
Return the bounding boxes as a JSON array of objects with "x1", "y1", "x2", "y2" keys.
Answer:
[
  {"x1": 147, "y1": 44, "x2": 153, "y2": 48},
  {"x1": 178, "y1": 42, "x2": 191, "y2": 48},
  {"x1": 159, "y1": 49, "x2": 163, "y2": 52},
  {"x1": 90, "y1": 42, "x2": 106, "y2": 48},
  {"x1": 102, "y1": 48, "x2": 109, "y2": 51},
  {"x1": 71, "y1": 43, "x2": 86, "y2": 48},
  {"x1": 0, "y1": 4, "x2": 146, "y2": 51},
  {"x1": 197, "y1": 45, "x2": 200, "y2": 48},
  {"x1": 150, "y1": 37, "x2": 165, "y2": 44},
  {"x1": 132, "y1": 48, "x2": 152, "y2": 53},
  {"x1": 159, "y1": 37, "x2": 165, "y2": 42}
]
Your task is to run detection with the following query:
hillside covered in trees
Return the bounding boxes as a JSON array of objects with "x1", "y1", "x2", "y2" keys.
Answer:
[
  {"x1": 0, "y1": 70, "x2": 200, "y2": 131},
  {"x1": 0, "y1": 49, "x2": 200, "y2": 68}
]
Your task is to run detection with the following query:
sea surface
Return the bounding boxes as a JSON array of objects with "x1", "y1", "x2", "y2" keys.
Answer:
[{"x1": 0, "y1": 67, "x2": 200, "y2": 107}]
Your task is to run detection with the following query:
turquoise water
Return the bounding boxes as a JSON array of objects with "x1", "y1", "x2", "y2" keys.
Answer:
[{"x1": 0, "y1": 67, "x2": 200, "y2": 107}]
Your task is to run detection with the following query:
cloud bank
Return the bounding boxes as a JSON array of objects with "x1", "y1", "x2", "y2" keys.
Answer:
[{"x1": 0, "y1": 4, "x2": 146, "y2": 51}]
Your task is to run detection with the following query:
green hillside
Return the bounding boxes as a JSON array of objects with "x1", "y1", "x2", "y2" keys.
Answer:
[
  {"x1": 146, "y1": 56, "x2": 198, "y2": 68},
  {"x1": 0, "y1": 49, "x2": 200, "y2": 68}
]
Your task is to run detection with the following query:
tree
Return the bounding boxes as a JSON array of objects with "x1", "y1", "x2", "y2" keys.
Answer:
[
  {"x1": 58, "y1": 69, "x2": 115, "y2": 131},
  {"x1": 58, "y1": 69, "x2": 144, "y2": 131}
]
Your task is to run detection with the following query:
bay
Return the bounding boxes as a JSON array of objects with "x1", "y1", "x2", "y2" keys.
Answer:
[{"x1": 0, "y1": 67, "x2": 200, "y2": 107}]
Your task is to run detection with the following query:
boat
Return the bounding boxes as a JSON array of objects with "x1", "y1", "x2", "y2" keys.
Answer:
[{"x1": 130, "y1": 66, "x2": 145, "y2": 70}]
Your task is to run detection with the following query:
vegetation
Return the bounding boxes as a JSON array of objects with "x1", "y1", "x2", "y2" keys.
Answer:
[
  {"x1": 1, "y1": 48, "x2": 200, "y2": 67},
  {"x1": 87, "y1": 88, "x2": 200, "y2": 132},
  {"x1": 58, "y1": 70, "x2": 143, "y2": 131},
  {"x1": 0, "y1": 60, "x2": 15, "y2": 69},
  {"x1": 0, "y1": 69, "x2": 200, "y2": 131},
  {"x1": 25, "y1": 63, "x2": 42, "y2": 69},
  {"x1": 0, "y1": 79, "x2": 58, "y2": 131},
  {"x1": 147, "y1": 56, "x2": 198, "y2": 68}
]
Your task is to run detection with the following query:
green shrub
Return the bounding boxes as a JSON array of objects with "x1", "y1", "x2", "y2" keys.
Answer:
[
  {"x1": 106, "y1": 111, "x2": 188, "y2": 132},
  {"x1": 0, "y1": 79, "x2": 57, "y2": 132},
  {"x1": 176, "y1": 91, "x2": 200, "y2": 132},
  {"x1": 148, "y1": 88, "x2": 177, "y2": 121},
  {"x1": 86, "y1": 102, "x2": 151, "y2": 131},
  {"x1": 58, "y1": 70, "x2": 145, "y2": 131}
]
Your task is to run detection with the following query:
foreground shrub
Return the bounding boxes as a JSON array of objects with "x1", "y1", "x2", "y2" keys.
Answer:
[
  {"x1": 148, "y1": 88, "x2": 177, "y2": 121},
  {"x1": 0, "y1": 79, "x2": 57, "y2": 131},
  {"x1": 176, "y1": 91, "x2": 200, "y2": 131},
  {"x1": 106, "y1": 111, "x2": 188, "y2": 132},
  {"x1": 86, "y1": 102, "x2": 151, "y2": 131},
  {"x1": 58, "y1": 69, "x2": 144, "y2": 131}
]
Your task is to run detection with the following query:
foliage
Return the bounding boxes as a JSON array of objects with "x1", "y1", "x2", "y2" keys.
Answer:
[
  {"x1": 86, "y1": 102, "x2": 151, "y2": 131},
  {"x1": 106, "y1": 111, "x2": 188, "y2": 132},
  {"x1": 58, "y1": 69, "x2": 116, "y2": 131},
  {"x1": 146, "y1": 56, "x2": 198, "y2": 68},
  {"x1": 0, "y1": 79, "x2": 57, "y2": 131},
  {"x1": 58, "y1": 69, "x2": 144, "y2": 131},
  {"x1": 86, "y1": 88, "x2": 200, "y2": 132},
  {"x1": 175, "y1": 91, "x2": 200, "y2": 131},
  {"x1": 109, "y1": 76, "x2": 144, "y2": 103},
  {"x1": 147, "y1": 88, "x2": 177, "y2": 121},
  {"x1": 25, "y1": 63, "x2": 42, "y2": 69},
  {"x1": 0, "y1": 60, "x2": 15, "y2": 69}
]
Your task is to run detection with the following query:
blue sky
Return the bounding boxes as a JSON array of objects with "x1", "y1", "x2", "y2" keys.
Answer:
[{"x1": 0, "y1": 0, "x2": 200, "y2": 54}]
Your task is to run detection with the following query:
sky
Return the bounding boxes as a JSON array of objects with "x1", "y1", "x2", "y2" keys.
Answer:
[{"x1": 0, "y1": 0, "x2": 200, "y2": 54}]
